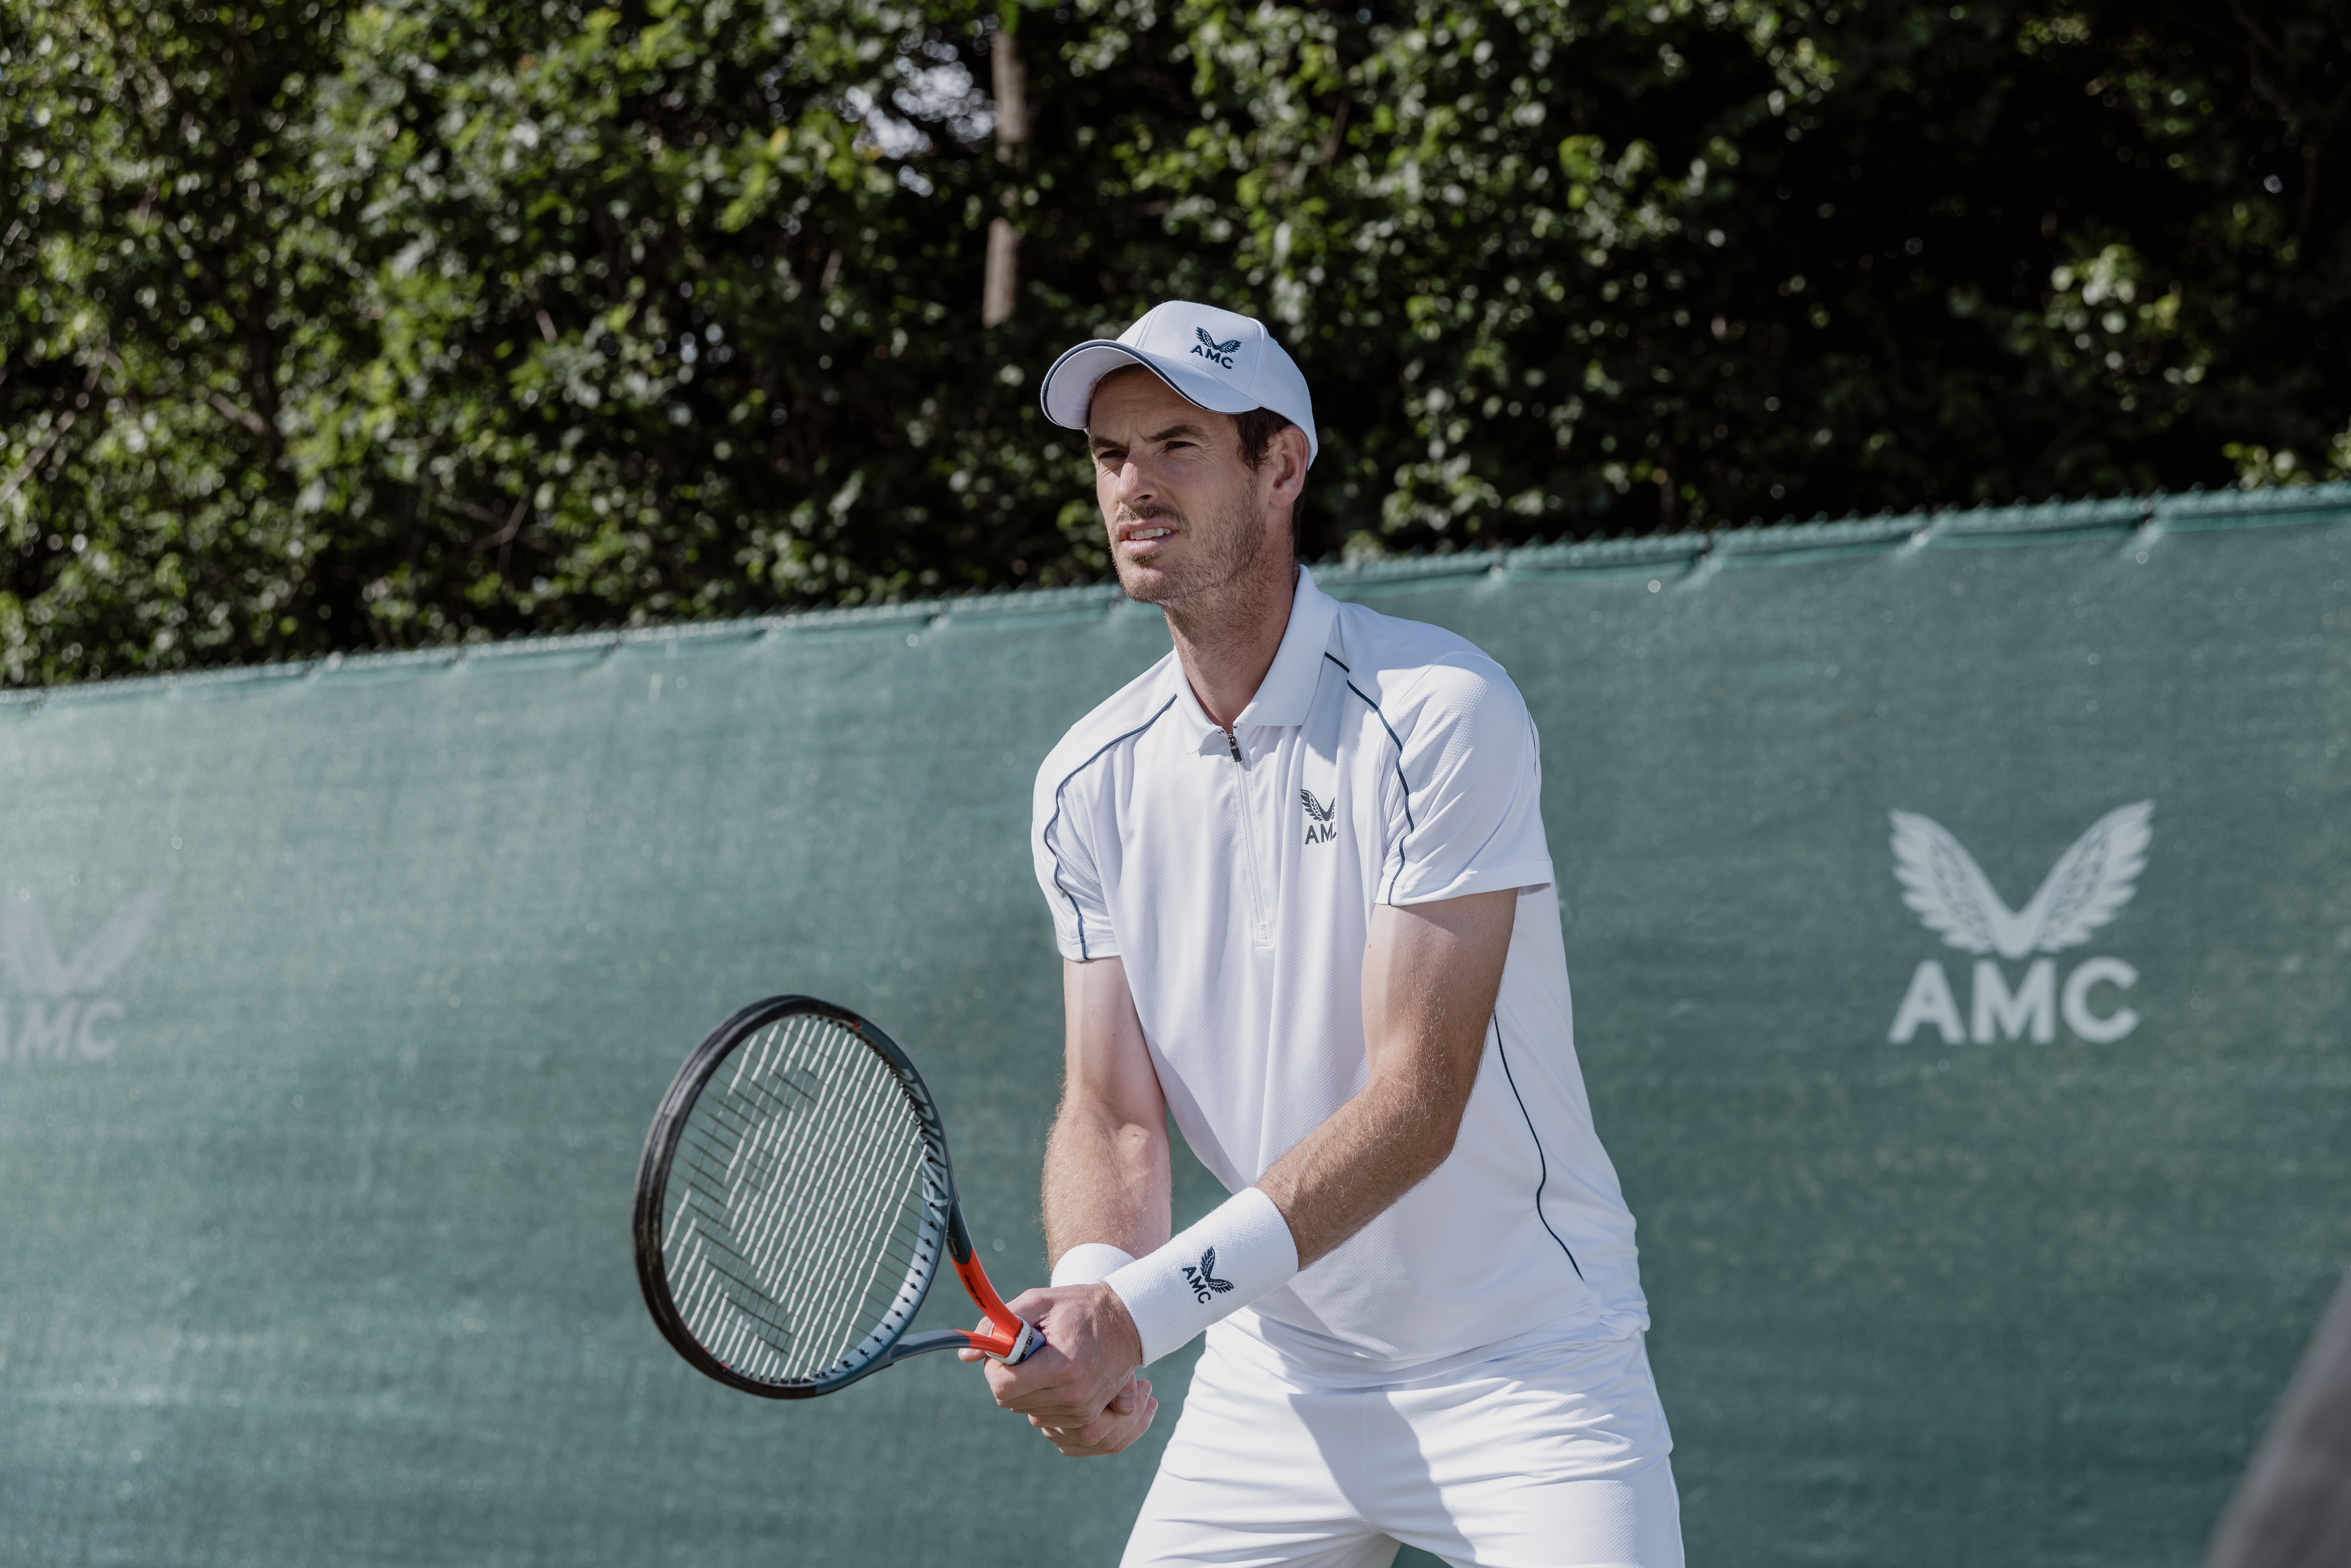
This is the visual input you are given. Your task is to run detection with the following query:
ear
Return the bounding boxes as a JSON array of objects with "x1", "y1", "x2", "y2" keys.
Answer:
[{"x1": 1259, "y1": 422, "x2": 1311, "y2": 514}]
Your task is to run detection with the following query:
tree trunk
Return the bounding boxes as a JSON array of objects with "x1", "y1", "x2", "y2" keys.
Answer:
[
  {"x1": 983, "y1": 217, "x2": 1020, "y2": 329},
  {"x1": 983, "y1": 26, "x2": 1028, "y2": 329}
]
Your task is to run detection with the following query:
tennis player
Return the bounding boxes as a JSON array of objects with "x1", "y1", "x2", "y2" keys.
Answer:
[{"x1": 965, "y1": 301, "x2": 1683, "y2": 1567}]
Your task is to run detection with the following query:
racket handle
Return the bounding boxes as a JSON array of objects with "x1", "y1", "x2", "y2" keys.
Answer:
[{"x1": 1000, "y1": 1316, "x2": 1041, "y2": 1365}]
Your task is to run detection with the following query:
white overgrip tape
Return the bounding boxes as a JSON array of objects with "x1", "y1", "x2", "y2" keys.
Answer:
[
  {"x1": 1050, "y1": 1242, "x2": 1138, "y2": 1288},
  {"x1": 1104, "y1": 1187, "x2": 1299, "y2": 1366}
]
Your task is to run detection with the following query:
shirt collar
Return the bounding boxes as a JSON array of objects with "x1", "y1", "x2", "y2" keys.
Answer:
[{"x1": 1234, "y1": 566, "x2": 1337, "y2": 730}]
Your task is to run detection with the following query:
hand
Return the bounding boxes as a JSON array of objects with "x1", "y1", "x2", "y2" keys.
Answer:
[
  {"x1": 1028, "y1": 1373, "x2": 1155, "y2": 1457},
  {"x1": 957, "y1": 1283, "x2": 1152, "y2": 1455}
]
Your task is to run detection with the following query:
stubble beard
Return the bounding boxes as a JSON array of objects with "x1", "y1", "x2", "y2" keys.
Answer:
[{"x1": 1110, "y1": 491, "x2": 1273, "y2": 614}]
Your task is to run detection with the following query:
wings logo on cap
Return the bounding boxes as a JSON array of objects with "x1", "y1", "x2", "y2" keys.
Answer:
[{"x1": 1190, "y1": 327, "x2": 1244, "y2": 369}]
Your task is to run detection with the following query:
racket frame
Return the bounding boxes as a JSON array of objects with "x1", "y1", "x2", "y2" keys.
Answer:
[{"x1": 633, "y1": 995, "x2": 1037, "y2": 1399}]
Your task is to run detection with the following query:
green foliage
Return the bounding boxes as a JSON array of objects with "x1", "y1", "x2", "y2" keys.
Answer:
[{"x1": 3, "y1": 0, "x2": 2347, "y2": 681}]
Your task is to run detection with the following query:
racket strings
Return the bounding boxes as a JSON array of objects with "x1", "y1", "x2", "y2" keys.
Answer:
[
  {"x1": 725, "y1": 1052, "x2": 911, "y2": 1361},
  {"x1": 678, "y1": 1018, "x2": 892, "y2": 1373},
  {"x1": 661, "y1": 1013, "x2": 945, "y2": 1384},
  {"x1": 676, "y1": 1031, "x2": 923, "y2": 1379},
  {"x1": 670, "y1": 1108, "x2": 932, "y2": 1373}
]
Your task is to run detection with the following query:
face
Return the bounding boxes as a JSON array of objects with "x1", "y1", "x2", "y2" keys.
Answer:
[{"x1": 1085, "y1": 369, "x2": 1290, "y2": 608}]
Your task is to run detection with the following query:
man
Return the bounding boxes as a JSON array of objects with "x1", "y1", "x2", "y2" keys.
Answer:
[{"x1": 965, "y1": 300, "x2": 1682, "y2": 1567}]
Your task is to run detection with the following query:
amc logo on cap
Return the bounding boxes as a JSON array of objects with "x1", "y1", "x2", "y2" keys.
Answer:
[{"x1": 1191, "y1": 329, "x2": 1243, "y2": 370}]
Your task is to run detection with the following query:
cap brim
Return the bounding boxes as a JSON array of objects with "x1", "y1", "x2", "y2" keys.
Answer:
[{"x1": 1038, "y1": 341, "x2": 1260, "y2": 431}]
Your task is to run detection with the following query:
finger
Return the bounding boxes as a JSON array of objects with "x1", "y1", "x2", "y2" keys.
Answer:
[
  {"x1": 1034, "y1": 1399, "x2": 1151, "y2": 1447},
  {"x1": 1042, "y1": 1424, "x2": 1118, "y2": 1457},
  {"x1": 984, "y1": 1358, "x2": 1049, "y2": 1403},
  {"x1": 998, "y1": 1385, "x2": 1097, "y2": 1424},
  {"x1": 1011, "y1": 1396, "x2": 1104, "y2": 1426},
  {"x1": 1001, "y1": 1287, "x2": 1054, "y2": 1320},
  {"x1": 1047, "y1": 1397, "x2": 1157, "y2": 1457},
  {"x1": 1032, "y1": 1419, "x2": 1102, "y2": 1457},
  {"x1": 988, "y1": 1362, "x2": 1091, "y2": 1412},
  {"x1": 1008, "y1": 1378, "x2": 1129, "y2": 1425}
]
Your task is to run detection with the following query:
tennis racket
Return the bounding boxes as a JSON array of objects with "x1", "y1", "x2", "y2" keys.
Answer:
[{"x1": 633, "y1": 994, "x2": 1040, "y2": 1398}]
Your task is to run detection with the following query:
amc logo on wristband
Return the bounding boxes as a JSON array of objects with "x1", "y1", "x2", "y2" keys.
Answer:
[{"x1": 1181, "y1": 1248, "x2": 1235, "y2": 1305}]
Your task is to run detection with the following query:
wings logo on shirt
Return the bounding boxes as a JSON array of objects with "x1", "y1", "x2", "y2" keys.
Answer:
[
  {"x1": 1301, "y1": 788, "x2": 1340, "y2": 846},
  {"x1": 1181, "y1": 1247, "x2": 1234, "y2": 1304}
]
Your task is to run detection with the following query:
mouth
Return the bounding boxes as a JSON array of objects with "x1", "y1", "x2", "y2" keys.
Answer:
[{"x1": 1115, "y1": 518, "x2": 1179, "y2": 555}]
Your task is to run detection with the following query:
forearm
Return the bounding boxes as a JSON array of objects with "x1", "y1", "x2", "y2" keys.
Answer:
[
  {"x1": 1055, "y1": 895, "x2": 1508, "y2": 1369},
  {"x1": 1045, "y1": 955, "x2": 1173, "y2": 1274},
  {"x1": 1097, "y1": 904, "x2": 1500, "y2": 1362},
  {"x1": 1254, "y1": 1054, "x2": 1469, "y2": 1269},
  {"x1": 967, "y1": 957, "x2": 1169, "y2": 1449},
  {"x1": 1258, "y1": 888, "x2": 1514, "y2": 1267},
  {"x1": 1042, "y1": 1098, "x2": 1171, "y2": 1265}
]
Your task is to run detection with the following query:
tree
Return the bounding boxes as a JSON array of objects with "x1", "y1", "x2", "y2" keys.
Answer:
[{"x1": 3, "y1": 0, "x2": 2346, "y2": 683}]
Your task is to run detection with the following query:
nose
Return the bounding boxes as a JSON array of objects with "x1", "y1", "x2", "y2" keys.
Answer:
[{"x1": 1107, "y1": 453, "x2": 1152, "y2": 509}]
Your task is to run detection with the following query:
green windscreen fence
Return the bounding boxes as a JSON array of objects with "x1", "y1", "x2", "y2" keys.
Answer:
[{"x1": 2, "y1": 484, "x2": 2347, "y2": 1567}]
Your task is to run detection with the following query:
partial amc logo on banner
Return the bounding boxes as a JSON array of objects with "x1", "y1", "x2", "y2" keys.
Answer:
[
  {"x1": 1885, "y1": 803, "x2": 2150, "y2": 1046},
  {"x1": 0, "y1": 890, "x2": 163, "y2": 1062}
]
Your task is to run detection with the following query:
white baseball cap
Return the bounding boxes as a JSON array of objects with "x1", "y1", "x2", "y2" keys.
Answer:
[{"x1": 1038, "y1": 301, "x2": 1319, "y2": 465}]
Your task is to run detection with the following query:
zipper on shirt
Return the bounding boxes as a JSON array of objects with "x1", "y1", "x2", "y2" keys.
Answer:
[{"x1": 1223, "y1": 726, "x2": 1273, "y2": 948}]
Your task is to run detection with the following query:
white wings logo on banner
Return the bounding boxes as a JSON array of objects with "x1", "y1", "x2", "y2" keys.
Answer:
[
  {"x1": 1884, "y1": 805, "x2": 2150, "y2": 1046},
  {"x1": 0, "y1": 890, "x2": 163, "y2": 997},
  {"x1": 0, "y1": 890, "x2": 164, "y2": 1062},
  {"x1": 1889, "y1": 802, "x2": 2153, "y2": 960}
]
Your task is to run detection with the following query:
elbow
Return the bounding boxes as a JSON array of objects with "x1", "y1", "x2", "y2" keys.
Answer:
[
  {"x1": 1414, "y1": 1090, "x2": 1471, "y2": 1176},
  {"x1": 1368, "y1": 1052, "x2": 1476, "y2": 1179},
  {"x1": 1428, "y1": 1118, "x2": 1465, "y2": 1173},
  {"x1": 1114, "y1": 1116, "x2": 1168, "y2": 1163}
]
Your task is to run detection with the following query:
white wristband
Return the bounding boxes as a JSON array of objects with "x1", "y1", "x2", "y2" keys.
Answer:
[
  {"x1": 1050, "y1": 1242, "x2": 1137, "y2": 1287},
  {"x1": 1105, "y1": 1187, "x2": 1299, "y2": 1365}
]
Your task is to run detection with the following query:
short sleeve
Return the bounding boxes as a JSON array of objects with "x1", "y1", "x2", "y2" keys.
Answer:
[
  {"x1": 1032, "y1": 762, "x2": 1121, "y2": 961},
  {"x1": 1379, "y1": 659, "x2": 1555, "y2": 906}
]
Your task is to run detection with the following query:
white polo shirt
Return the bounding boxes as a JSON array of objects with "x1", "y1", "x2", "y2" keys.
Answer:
[{"x1": 1031, "y1": 568, "x2": 1648, "y2": 1383}]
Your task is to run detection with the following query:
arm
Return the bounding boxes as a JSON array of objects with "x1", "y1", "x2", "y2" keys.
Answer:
[
  {"x1": 967, "y1": 957, "x2": 1169, "y2": 1455},
  {"x1": 1043, "y1": 955, "x2": 1173, "y2": 1265},
  {"x1": 1258, "y1": 887, "x2": 1516, "y2": 1265},
  {"x1": 984, "y1": 889, "x2": 1517, "y2": 1440}
]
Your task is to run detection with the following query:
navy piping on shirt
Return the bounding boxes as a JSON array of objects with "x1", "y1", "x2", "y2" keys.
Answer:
[
  {"x1": 1040, "y1": 694, "x2": 1179, "y2": 961},
  {"x1": 1323, "y1": 651, "x2": 1416, "y2": 902},
  {"x1": 1491, "y1": 1013, "x2": 1584, "y2": 1280}
]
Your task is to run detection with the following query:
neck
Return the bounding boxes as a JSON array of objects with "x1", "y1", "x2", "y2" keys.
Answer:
[{"x1": 1165, "y1": 557, "x2": 1298, "y2": 731}]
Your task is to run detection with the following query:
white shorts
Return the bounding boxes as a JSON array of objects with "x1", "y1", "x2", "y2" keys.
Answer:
[{"x1": 1122, "y1": 1327, "x2": 1684, "y2": 1568}]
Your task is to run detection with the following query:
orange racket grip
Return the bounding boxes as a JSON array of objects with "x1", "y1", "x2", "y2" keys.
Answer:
[{"x1": 951, "y1": 1251, "x2": 1041, "y2": 1364}]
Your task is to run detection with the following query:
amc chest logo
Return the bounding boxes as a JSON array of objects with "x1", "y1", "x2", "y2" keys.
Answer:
[
  {"x1": 1, "y1": 890, "x2": 162, "y2": 1061},
  {"x1": 1885, "y1": 804, "x2": 2147, "y2": 1045},
  {"x1": 1300, "y1": 789, "x2": 1340, "y2": 846}
]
